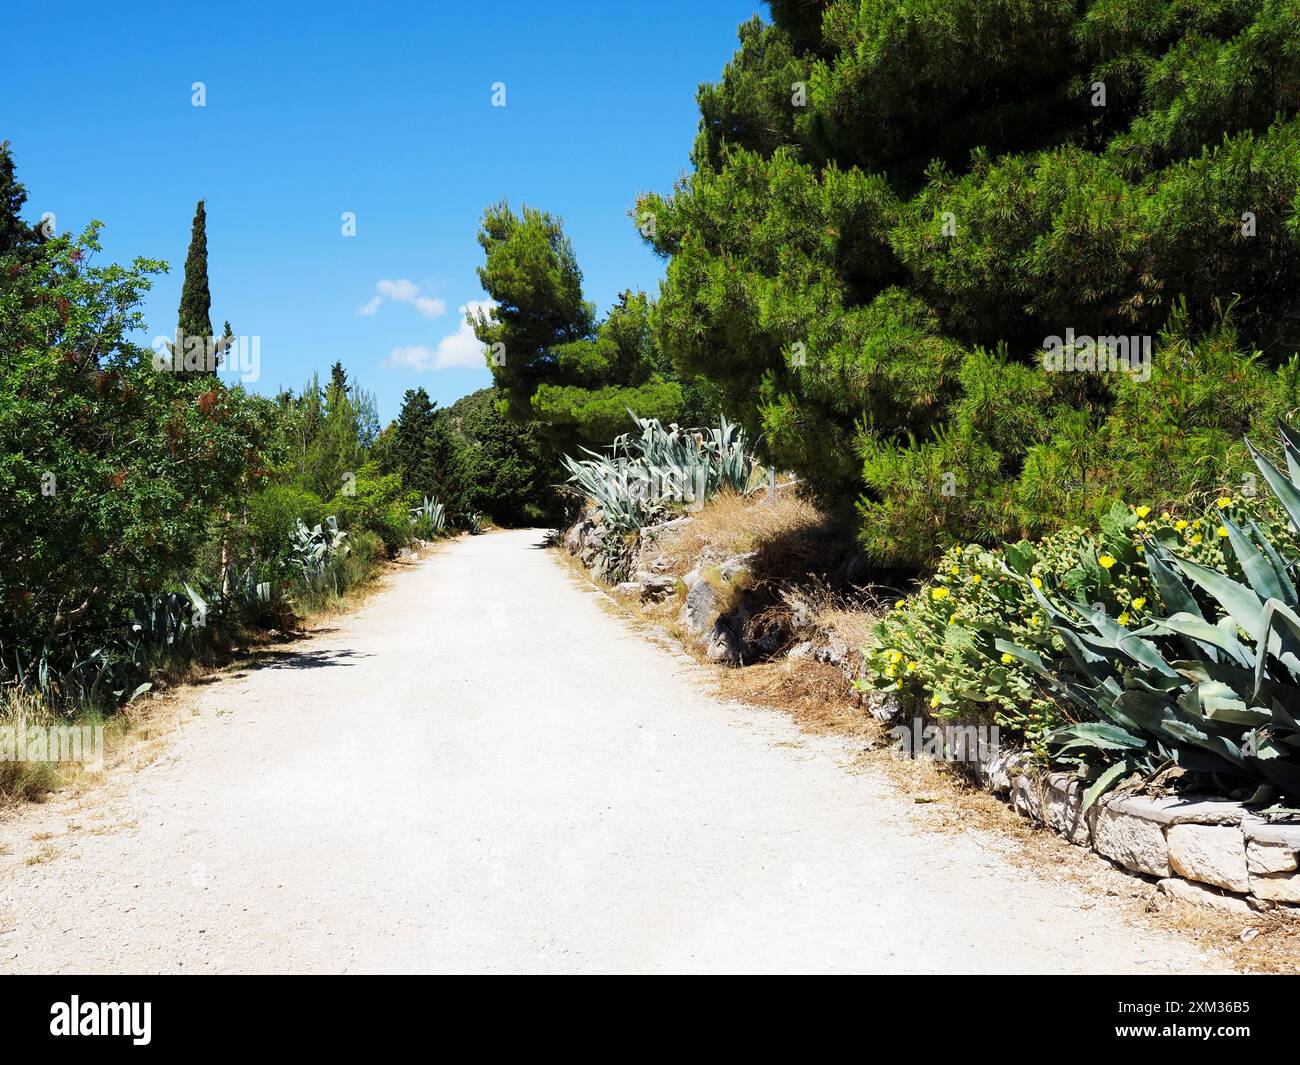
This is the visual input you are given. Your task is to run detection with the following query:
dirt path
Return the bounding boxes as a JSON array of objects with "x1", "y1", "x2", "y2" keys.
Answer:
[{"x1": 0, "y1": 529, "x2": 1231, "y2": 974}]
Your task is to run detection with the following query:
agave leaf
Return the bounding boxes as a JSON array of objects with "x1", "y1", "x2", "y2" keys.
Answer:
[
  {"x1": 1083, "y1": 760, "x2": 1135, "y2": 811},
  {"x1": 1168, "y1": 555, "x2": 1264, "y2": 641},
  {"x1": 1222, "y1": 513, "x2": 1292, "y2": 605},
  {"x1": 1247, "y1": 436, "x2": 1300, "y2": 534},
  {"x1": 1151, "y1": 612, "x2": 1252, "y2": 667},
  {"x1": 1143, "y1": 540, "x2": 1204, "y2": 620},
  {"x1": 1253, "y1": 598, "x2": 1300, "y2": 694}
]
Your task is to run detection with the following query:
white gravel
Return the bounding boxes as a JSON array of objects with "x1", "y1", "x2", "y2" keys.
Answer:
[{"x1": 0, "y1": 529, "x2": 1230, "y2": 973}]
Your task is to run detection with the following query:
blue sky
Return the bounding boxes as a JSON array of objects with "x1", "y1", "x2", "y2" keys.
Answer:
[{"x1": 1, "y1": 0, "x2": 762, "y2": 421}]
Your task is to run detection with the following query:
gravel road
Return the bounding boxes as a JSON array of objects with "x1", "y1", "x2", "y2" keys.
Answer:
[{"x1": 0, "y1": 529, "x2": 1229, "y2": 973}]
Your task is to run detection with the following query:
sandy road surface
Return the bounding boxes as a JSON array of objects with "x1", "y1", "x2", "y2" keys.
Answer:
[{"x1": 0, "y1": 529, "x2": 1228, "y2": 973}]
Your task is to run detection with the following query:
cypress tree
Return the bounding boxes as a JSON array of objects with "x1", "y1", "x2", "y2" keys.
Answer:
[
  {"x1": 0, "y1": 141, "x2": 42, "y2": 258},
  {"x1": 177, "y1": 199, "x2": 214, "y2": 373}
]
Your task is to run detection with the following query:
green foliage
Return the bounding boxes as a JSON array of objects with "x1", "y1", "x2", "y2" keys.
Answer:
[
  {"x1": 864, "y1": 492, "x2": 1299, "y2": 753},
  {"x1": 247, "y1": 484, "x2": 326, "y2": 569},
  {"x1": 445, "y1": 387, "x2": 563, "y2": 526},
  {"x1": 473, "y1": 202, "x2": 715, "y2": 450},
  {"x1": 0, "y1": 140, "x2": 43, "y2": 258},
  {"x1": 0, "y1": 224, "x2": 280, "y2": 688},
  {"x1": 176, "y1": 199, "x2": 215, "y2": 376},
  {"x1": 643, "y1": 1, "x2": 1300, "y2": 567}
]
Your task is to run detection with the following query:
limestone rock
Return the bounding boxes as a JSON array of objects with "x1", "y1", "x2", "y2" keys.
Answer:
[
  {"x1": 1157, "y1": 878, "x2": 1254, "y2": 916},
  {"x1": 1249, "y1": 871, "x2": 1300, "y2": 904},
  {"x1": 1091, "y1": 803, "x2": 1171, "y2": 878},
  {"x1": 1166, "y1": 823, "x2": 1250, "y2": 893}
]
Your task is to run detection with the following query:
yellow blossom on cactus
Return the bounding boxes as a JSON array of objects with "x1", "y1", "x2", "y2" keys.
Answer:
[
  {"x1": 931, "y1": 586, "x2": 950, "y2": 601},
  {"x1": 1135, "y1": 505, "x2": 1150, "y2": 518},
  {"x1": 1192, "y1": 518, "x2": 1202, "y2": 527},
  {"x1": 1136, "y1": 544, "x2": 1145, "y2": 554},
  {"x1": 1098, "y1": 555, "x2": 1116, "y2": 569},
  {"x1": 971, "y1": 574, "x2": 981, "y2": 584},
  {"x1": 1175, "y1": 520, "x2": 1189, "y2": 531},
  {"x1": 1136, "y1": 520, "x2": 1147, "y2": 530},
  {"x1": 906, "y1": 661, "x2": 917, "y2": 673},
  {"x1": 949, "y1": 565, "x2": 959, "y2": 575},
  {"x1": 1131, "y1": 597, "x2": 1147, "y2": 611},
  {"x1": 1217, "y1": 526, "x2": 1229, "y2": 538},
  {"x1": 1117, "y1": 612, "x2": 1130, "y2": 626},
  {"x1": 1216, "y1": 496, "x2": 1231, "y2": 508},
  {"x1": 1000, "y1": 652, "x2": 1014, "y2": 665},
  {"x1": 1160, "y1": 511, "x2": 1170, "y2": 521},
  {"x1": 1191, "y1": 533, "x2": 1203, "y2": 545},
  {"x1": 1030, "y1": 577, "x2": 1043, "y2": 589},
  {"x1": 930, "y1": 693, "x2": 941, "y2": 708}
]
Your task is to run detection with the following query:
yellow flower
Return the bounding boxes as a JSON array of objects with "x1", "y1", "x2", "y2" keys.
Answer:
[
  {"x1": 971, "y1": 574, "x2": 981, "y2": 585},
  {"x1": 1030, "y1": 577, "x2": 1043, "y2": 589},
  {"x1": 1217, "y1": 526, "x2": 1229, "y2": 538},
  {"x1": 950, "y1": 565, "x2": 960, "y2": 576},
  {"x1": 890, "y1": 649, "x2": 903, "y2": 663},
  {"x1": 1192, "y1": 518, "x2": 1203, "y2": 528},
  {"x1": 1136, "y1": 544, "x2": 1145, "y2": 554},
  {"x1": 1098, "y1": 555, "x2": 1116, "y2": 569},
  {"x1": 885, "y1": 666, "x2": 897, "y2": 678},
  {"x1": 931, "y1": 587, "x2": 950, "y2": 601},
  {"x1": 930, "y1": 693, "x2": 941, "y2": 709},
  {"x1": 948, "y1": 613, "x2": 957, "y2": 624},
  {"x1": 1174, "y1": 520, "x2": 1189, "y2": 531},
  {"x1": 1216, "y1": 496, "x2": 1231, "y2": 509},
  {"x1": 1000, "y1": 652, "x2": 1014, "y2": 665},
  {"x1": 1136, "y1": 520, "x2": 1147, "y2": 530},
  {"x1": 1160, "y1": 511, "x2": 1171, "y2": 521},
  {"x1": 1131, "y1": 597, "x2": 1147, "y2": 611},
  {"x1": 1190, "y1": 533, "x2": 1203, "y2": 545},
  {"x1": 1135, "y1": 505, "x2": 1150, "y2": 518},
  {"x1": 1117, "y1": 612, "x2": 1130, "y2": 626},
  {"x1": 906, "y1": 661, "x2": 917, "y2": 673}
]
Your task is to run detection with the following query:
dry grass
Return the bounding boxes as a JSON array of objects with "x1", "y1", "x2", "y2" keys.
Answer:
[{"x1": 651, "y1": 490, "x2": 830, "y2": 579}]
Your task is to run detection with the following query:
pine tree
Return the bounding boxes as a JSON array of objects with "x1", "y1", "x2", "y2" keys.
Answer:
[{"x1": 177, "y1": 199, "x2": 214, "y2": 374}]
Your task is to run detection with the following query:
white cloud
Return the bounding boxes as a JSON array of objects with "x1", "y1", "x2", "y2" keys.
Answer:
[
  {"x1": 413, "y1": 295, "x2": 447, "y2": 317},
  {"x1": 360, "y1": 278, "x2": 447, "y2": 318},
  {"x1": 386, "y1": 344, "x2": 438, "y2": 371},
  {"x1": 385, "y1": 300, "x2": 497, "y2": 372},
  {"x1": 376, "y1": 278, "x2": 420, "y2": 302}
]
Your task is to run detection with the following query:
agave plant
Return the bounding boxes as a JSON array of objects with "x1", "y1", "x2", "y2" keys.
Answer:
[
  {"x1": 410, "y1": 496, "x2": 446, "y2": 538},
  {"x1": 291, "y1": 516, "x2": 349, "y2": 592},
  {"x1": 562, "y1": 411, "x2": 756, "y2": 532},
  {"x1": 998, "y1": 422, "x2": 1300, "y2": 808}
]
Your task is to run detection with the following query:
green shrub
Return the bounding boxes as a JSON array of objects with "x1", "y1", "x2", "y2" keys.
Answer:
[
  {"x1": 863, "y1": 491, "x2": 1299, "y2": 753},
  {"x1": 247, "y1": 484, "x2": 326, "y2": 569},
  {"x1": 325, "y1": 467, "x2": 410, "y2": 556}
]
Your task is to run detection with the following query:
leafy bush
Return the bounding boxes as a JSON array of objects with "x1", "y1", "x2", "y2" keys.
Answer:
[
  {"x1": 325, "y1": 467, "x2": 410, "y2": 556},
  {"x1": 247, "y1": 484, "x2": 326, "y2": 570},
  {"x1": 864, "y1": 492, "x2": 1299, "y2": 753}
]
